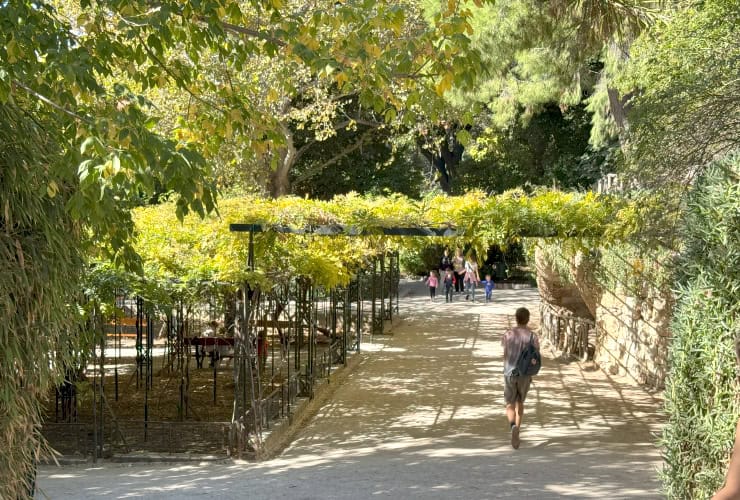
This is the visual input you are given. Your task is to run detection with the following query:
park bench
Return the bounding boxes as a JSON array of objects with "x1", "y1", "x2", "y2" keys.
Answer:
[
  {"x1": 106, "y1": 317, "x2": 147, "y2": 339},
  {"x1": 184, "y1": 337, "x2": 235, "y2": 368}
]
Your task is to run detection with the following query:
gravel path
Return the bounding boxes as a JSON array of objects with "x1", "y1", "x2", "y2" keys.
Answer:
[{"x1": 37, "y1": 283, "x2": 664, "y2": 499}]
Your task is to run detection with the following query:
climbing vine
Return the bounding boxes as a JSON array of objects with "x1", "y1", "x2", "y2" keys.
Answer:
[{"x1": 132, "y1": 189, "x2": 636, "y2": 289}]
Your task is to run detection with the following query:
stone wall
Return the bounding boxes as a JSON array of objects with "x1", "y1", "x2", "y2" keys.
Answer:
[
  {"x1": 593, "y1": 286, "x2": 672, "y2": 388},
  {"x1": 535, "y1": 246, "x2": 672, "y2": 389}
]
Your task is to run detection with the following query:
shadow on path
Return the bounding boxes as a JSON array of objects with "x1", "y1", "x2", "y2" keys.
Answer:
[{"x1": 37, "y1": 284, "x2": 664, "y2": 499}]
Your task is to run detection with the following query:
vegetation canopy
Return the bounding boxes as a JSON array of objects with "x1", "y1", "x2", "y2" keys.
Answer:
[{"x1": 132, "y1": 190, "x2": 635, "y2": 289}]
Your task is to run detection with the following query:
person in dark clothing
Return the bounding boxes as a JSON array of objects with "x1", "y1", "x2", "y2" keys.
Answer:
[
  {"x1": 443, "y1": 269, "x2": 455, "y2": 303},
  {"x1": 440, "y1": 248, "x2": 453, "y2": 274}
]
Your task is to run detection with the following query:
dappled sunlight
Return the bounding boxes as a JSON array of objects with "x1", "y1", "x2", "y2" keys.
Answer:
[
  {"x1": 37, "y1": 284, "x2": 663, "y2": 499},
  {"x1": 46, "y1": 473, "x2": 82, "y2": 479},
  {"x1": 413, "y1": 446, "x2": 503, "y2": 459},
  {"x1": 372, "y1": 346, "x2": 407, "y2": 353}
]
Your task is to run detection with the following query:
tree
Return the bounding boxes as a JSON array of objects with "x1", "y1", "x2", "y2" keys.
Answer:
[
  {"x1": 616, "y1": 0, "x2": 740, "y2": 189},
  {"x1": 458, "y1": 104, "x2": 605, "y2": 193},
  {"x1": 70, "y1": 0, "x2": 488, "y2": 198},
  {"x1": 250, "y1": 0, "x2": 486, "y2": 196},
  {"x1": 410, "y1": 0, "x2": 641, "y2": 194},
  {"x1": 291, "y1": 128, "x2": 427, "y2": 199},
  {"x1": 0, "y1": 0, "x2": 490, "y2": 496},
  {"x1": 417, "y1": 121, "x2": 471, "y2": 193},
  {"x1": 1, "y1": 2, "x2": 218, "y2": 494},
  {"x1": 412, "y1": 0, "x2": 662, "y2": 195},
  {"x1": 0, "y1": 103, "x2": 84, "y2": 498}
]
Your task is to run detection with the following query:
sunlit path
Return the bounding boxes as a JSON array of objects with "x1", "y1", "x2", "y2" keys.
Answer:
[{"x1": 36, "y1": 283, "x2": 663, "y2": 499}]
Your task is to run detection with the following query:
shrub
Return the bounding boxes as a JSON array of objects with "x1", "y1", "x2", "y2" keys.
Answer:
[
  {"x1": 661, "y1": 153, "x2": 740, "y2": 498},
  {"x1": 399, "y1": 245, "x2": 446, "y2": 277}
]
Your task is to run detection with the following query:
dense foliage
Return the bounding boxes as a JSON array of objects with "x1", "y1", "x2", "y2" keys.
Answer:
[
  {"x1": 617, "y1": 0, "x2": 740, "y2": 190},
  {"x1": 133, "y1": 190, "x2": 630, "y2": 289},
  {"x1": 290, "y1": 131, "x2": 427, "y2": 199},
  {"x1": 661, "y1": 156, "x2": 740, "y2": 499},
  {"x1": 460, "y1": 104, "x2": 605, "y2": 193},
  {"x1": 0, "y1": 105, "x2": 82, "y2": 497}
]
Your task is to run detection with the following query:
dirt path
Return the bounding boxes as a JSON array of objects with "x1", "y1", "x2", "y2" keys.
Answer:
[{"x1": 36, "y1": 283, "x2": 664, "y2": 499}]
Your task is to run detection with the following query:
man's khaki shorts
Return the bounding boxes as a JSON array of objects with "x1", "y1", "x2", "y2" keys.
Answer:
[{"x1": 504, "y1": 375, "x2": 532, "y2": 404}]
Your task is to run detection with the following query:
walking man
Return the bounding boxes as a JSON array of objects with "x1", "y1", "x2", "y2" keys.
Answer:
[{"x1": 502, "y1": 307, "x2": 539, "y2": 449}]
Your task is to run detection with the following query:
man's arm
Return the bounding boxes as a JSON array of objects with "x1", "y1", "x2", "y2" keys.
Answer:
[{"x1": 713, "y1": 418, "x2": 740, "y2": 500}]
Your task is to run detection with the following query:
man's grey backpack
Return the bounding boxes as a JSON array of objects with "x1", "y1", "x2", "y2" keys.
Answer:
[{"x1": 515, "y1": 333, "x2": 541, "y2": 376}]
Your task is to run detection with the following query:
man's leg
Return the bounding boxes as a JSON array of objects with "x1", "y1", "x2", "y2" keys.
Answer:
[
  {"x1": 504, "y1": 376, "x2": 515, "y2": 424},
  {"x1": 515, "y1": 399, "x2": 524, "y2": 427},
  {"x1": 511, "y1": 376, "x2": 532, "y2": 448},
  {"x1": 504, "y1": 399, "x2": 525, "y2": 427},
  {"x1": 516, "y1": 376, "x2": 532, "y2": 428},
  {"x1": 505, "y1": 403, "x2": 517, "y2": 426},
  {"x1": 510, "y1": 399, "x2": 522, "y2": 449}
]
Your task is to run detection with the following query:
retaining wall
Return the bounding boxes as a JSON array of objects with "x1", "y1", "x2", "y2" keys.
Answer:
[{"x1": 535, "y1": 247, "x2": 672, "y2": 389}]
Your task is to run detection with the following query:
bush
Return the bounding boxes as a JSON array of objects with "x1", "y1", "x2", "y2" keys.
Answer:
[
  {"x1": 661, "y1": 153, "x2": 740, "y2": 498},
  {"x1": 399, "y1": 245, "x2": 446, "y2": 277}
]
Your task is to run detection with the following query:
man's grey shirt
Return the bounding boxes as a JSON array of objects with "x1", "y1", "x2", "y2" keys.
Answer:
[{"x1": 502, "y1": 326, "x2": 539, "y2": 376}]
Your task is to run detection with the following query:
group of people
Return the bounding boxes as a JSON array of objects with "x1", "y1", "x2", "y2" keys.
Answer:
[{"x1": 425, "y1": 248, "x2": 495, "y2": 303}]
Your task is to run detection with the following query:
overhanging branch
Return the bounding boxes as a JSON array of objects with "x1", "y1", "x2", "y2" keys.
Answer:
[
  {"x1": 220, "y1": 21, "x2": 287, "y2": 47},
  {"x1": 293, "y1": 126, "x2": 378, "y2": 185}
]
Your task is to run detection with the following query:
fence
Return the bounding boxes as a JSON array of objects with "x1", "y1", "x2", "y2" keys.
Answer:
[
  {"x1": 43, "y1": 261, "x2": 390, "y2": 459},
  {"x1": 539, "y1": 302, "x2": 595, "y2": 359},
  {"x1": 43, "y1": 421, "x2": 231, "y2": 456}
]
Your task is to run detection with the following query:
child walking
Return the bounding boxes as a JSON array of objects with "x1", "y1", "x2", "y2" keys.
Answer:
[
  {"x1": 481, "y1": 274, "x2": 495, "y2": 303},
  {"x1": 443, "y1": 269, "x2": 455, "y2": 303},
  {"x1": 425, "y1": 270, "x2": 439, "y2": 302}
]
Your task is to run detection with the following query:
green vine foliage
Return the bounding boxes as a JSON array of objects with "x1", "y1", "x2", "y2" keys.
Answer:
[
  {"x1": 132, "y1": 189, "x2": 634, "y2": 289},
  {"x1": 661, "y1": 154, "x2": 740, "y2": 499}
]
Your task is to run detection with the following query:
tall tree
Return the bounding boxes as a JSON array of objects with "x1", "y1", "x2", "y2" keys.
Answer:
[
  {"x1": 0, "y1": 0, "x2": 491, "y2": 496},
  {"x1": 616, "y1": 0, "x2": 740, "y2": 188},
  {"x1": 414, "y1": 0, "x2": 660, "y2": 194}
]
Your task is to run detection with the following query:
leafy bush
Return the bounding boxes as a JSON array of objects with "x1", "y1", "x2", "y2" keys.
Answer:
[
  {"x1": 399, "y1": 245, "x2": 447, "y2": 277},
  {"x1": 661, "y1": 153, "x2": 740, "y2": 498}
]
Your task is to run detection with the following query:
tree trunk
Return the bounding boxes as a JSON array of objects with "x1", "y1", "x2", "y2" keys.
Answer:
[
  {"x1": 607, "y1": 87, "x2": 633, "y2": 131},
  {"x1": 268, "y1": 165, "x2": 291, "y2": 198},
  {"x1": 418, "y1": 124, "x2": 468, "y2": 194},
  {"x1": 267, "y1": 121, "x2": 298, "y2": 198}
]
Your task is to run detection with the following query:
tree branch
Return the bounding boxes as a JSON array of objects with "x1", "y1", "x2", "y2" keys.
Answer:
[
  {"x1": 294, "y1": 118, "x2": 382, "y2": 161},
  {"x1": 220, "y1": 21, "x2": 287, "y2": 47},
  {"x1": 12, "y1": 80, "x2": 92, "y2": 124},
  {"x1": 138, "y1": 35, "x2": 226, "y2": 114},
  {"x1": 293, "y1": 127, "x2": 378, "y2": 185}
]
